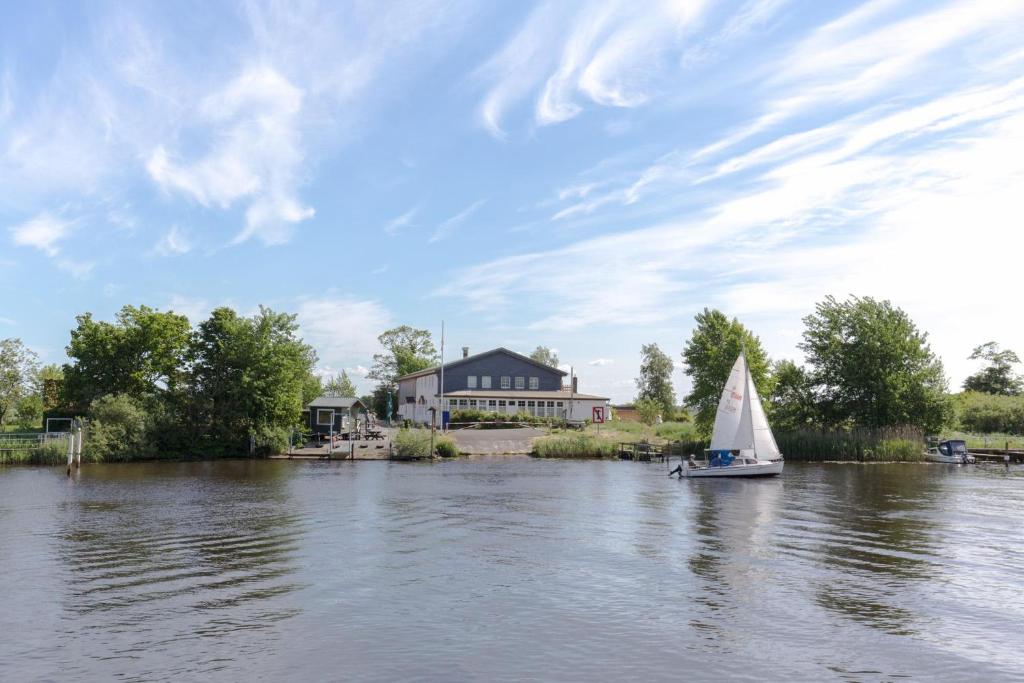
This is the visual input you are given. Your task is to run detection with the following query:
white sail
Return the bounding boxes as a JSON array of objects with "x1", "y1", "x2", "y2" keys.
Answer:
[
  {"x1": 710, "y1": 354, "x2": 749, "y2": 451},
  {"x1": 747, "y1": 368, "x2": 781, "y2": 460}
]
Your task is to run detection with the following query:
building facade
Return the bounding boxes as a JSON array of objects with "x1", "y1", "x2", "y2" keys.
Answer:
[
  {"x1": 396, "y1": 347, "x2": 609, "y2": 424},
  {"x1": 303, "y1": 396, "x2": 368, "y2": 435}
]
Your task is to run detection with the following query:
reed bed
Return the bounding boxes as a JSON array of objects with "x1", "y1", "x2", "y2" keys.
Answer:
[
  {"x1": 774, "y1": 426, "x2": 923, "y2": 462},
  {"x1": 532, "y1": 434, "x2": 617, "y2": 459}
]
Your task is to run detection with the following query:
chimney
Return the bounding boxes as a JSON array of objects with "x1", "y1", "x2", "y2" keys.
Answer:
[
  {"x1": 572, "y1": 376, "x2": 578, "y2": 394},
  {"x1": 462, "y1": 346, "x2": 469, "y2": 358}
]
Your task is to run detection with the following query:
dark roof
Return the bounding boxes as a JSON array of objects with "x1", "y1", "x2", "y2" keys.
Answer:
[
  {"x1": 397, "y1": 347, "x2": 568, "y2": 381},
  {"x1": 306, "y1": 396, "x2": 366, "y2": 409}
]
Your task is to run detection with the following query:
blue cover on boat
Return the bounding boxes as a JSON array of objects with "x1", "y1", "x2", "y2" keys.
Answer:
[{"x1": 709, "y1": 450, "x2": 735, "y2": 467}]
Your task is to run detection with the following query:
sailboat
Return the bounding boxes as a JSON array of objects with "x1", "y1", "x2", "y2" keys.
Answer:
[{"x1": 681, "y1": 352, "x2": 784, "y2": 478}]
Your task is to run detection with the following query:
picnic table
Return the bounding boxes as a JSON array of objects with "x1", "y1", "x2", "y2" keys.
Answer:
[{"x1": 365, "y1": 429, "x2": 385, "y2": 440}]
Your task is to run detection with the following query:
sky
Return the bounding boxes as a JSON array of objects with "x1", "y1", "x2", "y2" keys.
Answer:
[{"x1": 2, "y1": 0, "x2": 1023, "y2": 403}]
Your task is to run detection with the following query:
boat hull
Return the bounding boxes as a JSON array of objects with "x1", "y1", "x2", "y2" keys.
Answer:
[
  {"x1": 685, "y1": 460, "x2": 784, "y2": 478},
  {"x1": 924, "y1": 453, "x2": 975, "y2": 464}
]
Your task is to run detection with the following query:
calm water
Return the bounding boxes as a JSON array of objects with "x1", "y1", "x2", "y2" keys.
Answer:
[{"x1": 1, "y1": 458, "x2": 1023, "y2": 682}]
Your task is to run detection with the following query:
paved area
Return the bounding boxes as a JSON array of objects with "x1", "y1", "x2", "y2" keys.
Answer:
[{"x1": 448, "y1": 427, "x2": 545, "y2": 455}]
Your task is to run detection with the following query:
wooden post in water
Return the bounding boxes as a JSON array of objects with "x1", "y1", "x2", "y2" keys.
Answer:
[
  {"x1": 74, "y1": 426, "x2": 82, "y2": 469},
  {"x1": 66, "y1": 432, "x2": 74, "y2": 476}
]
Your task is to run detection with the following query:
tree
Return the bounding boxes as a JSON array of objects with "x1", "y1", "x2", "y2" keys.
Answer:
[
  {"x1": 37, "y1": 364, "x2": 64, "y2": 409},
  {"x1": 682, "y1": 309, "x2": 772, "y2": 437},
  {"x1": 0, "y1": 338, "x2": 39, "y2": 426},
  {"x1": 635, "y1": 397, "x2": 662, "y2": 426},
  {"x1": 800, "y1": 295, "x2": 949, "y2": 431},
  {"x1": 63, "y1": 305, "x2": 191, "y2": 409},
  {"x1": 190, "y1": 306, "x2": 317, "y2": 453},
  {"x1": 963, "y1": 342, "x2": 1022, "y2": 395},
  {"x1": 15, "y1": 394, "x2": 43, "y2": 430},
  {"x1": 368, "y1": 326, "x2": 437, "y2": 389},
  {"x1": 769, "y1": 360, "x2": 818, "y2": 431},
  {"x1": 529, "y1": 346, "x2": 560, "y2": 368},
  {"x1": 635, "y1": 343, "x2": 675, "y2": 421},
  {"x1": 323, "y1": 370, "x2": 358, "y2": 397}
]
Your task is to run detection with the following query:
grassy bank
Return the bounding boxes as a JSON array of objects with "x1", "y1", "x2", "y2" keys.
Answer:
[
  {"x1": 0, "y1": 440, "x2": 94, "y2": 465},
  {"x1": 943, "y1": 431, "x2": 1024, "y2": 449},
  {"x1": 392, "y1": 428, "x2": 459, "y2": 459},
  {"x1": 581, "y1": 419, "x2": 698, "y2": 445}
]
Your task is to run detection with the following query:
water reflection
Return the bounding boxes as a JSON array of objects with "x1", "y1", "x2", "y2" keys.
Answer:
[{"x1": 54, "y1": 462, "x2": 305, "y2": 666}]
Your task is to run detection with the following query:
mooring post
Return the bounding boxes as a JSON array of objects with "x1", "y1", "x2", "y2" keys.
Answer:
[
  {"x1": 74, "y1": 426, "x2": 82, "y2": 469},
  {"x1": 66, "y1": 432, "x2": 74, "y2": 476}
]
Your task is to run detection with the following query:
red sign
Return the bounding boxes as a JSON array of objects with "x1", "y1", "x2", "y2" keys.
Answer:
[{"x1": 592, "y1": 406, "x2": 605, "y2": 423}]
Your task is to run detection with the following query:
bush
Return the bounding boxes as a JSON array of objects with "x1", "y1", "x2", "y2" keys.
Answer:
[
  {"x1": 435, "y1": 435, "x2": 459, "y2": 457},
  {"x1": 953, "y1": 392, "x2": 1024, "y2": 434},
  {"x1": 84, "y1": 394, "x2": 156, "y2": 461},
  {"x1": 532, "y1": 434, "x2": 616, "y2": 458},
  {"x1": 393, "y1": 428, "x2": 432, "y2": 458}
]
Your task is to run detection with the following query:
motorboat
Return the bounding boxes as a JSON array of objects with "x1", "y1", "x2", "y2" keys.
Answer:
[
  {"x1": 924, "y1": 439, "x2": 975, "y2": 464},
  {"x1": 674, "y1": 352, "x2": 784, "y2": 478}
]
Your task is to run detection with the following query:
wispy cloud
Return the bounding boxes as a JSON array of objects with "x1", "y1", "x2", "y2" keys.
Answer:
[
  {"x1": 430, "y1": 199, "x2": 486, "y2": 243},
  {"x1": 589, "y1": 358, "x2": 614, "y2": 366},
  {"x1": 383, "y1": 207, "x2": 418, "y2": 236},
  {"x1": 476, "y1": 0, "x2": 709, "y2": 137},
  {"x1": 151, "y1": 225, "x2": 192, "y2": 256},
  {"x1": 296, "y1": 296, "x2": 392, "y2": 392},
  {"x1": 8, "y1": 213, "x2": 74, "y2": 256}
]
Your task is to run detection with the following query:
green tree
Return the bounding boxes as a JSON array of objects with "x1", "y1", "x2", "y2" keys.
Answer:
[
  {"x1": 37, "y1": 364, "x2": 64, "y2": 409},
  {"x1": 769, "y1": 360, "x2": 818, "y2": 431},
  {"x1": 963, "y1": 342, "x2": 1022, "y2": 395},
  {"x1": 63, "y1": 305, "x2": 191, "y2": 408},
  {"x1": 529, "y1": 346, "x2": 560, "y2": 368},
  {"x1": 682, "y1": 309, "x2": 772, "y2": 437},
  {"x1": 0, "y1": 338, "x2": 39, "y2": 426},
  {"x1": 190, "y1": 306, "x2": 317, "y2": 453},
  {"x1": 635, "y1": 343, "x2": 675, "y2": 421},
  {"x1": 634, "y1": 397, "x2": 662, "y2": 426},
  {"x1": 323, "y1": 370, "x2": 358, "y2": 396},
  {"x1": 368, "y1": 326, "x2": 437, "y2": 389},
  {"x1": 800, "y1": 295, "x2": 949, "y2": 431},
  {"x1": 15, "y1": 394, "x2": 43, "y2": 430}
]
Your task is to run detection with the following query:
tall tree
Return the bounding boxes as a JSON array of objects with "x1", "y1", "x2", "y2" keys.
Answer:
[
  {"x1": 682, "y1": 309, "x2": 772, "y2": 437},
  {"x1": 190, "y1": 306, "x2": 317, "y2": 452},
  {"x1": 324, "y1": 370, "x2": 358, "y2": 396},
  {"x1": 769, "y1": 360, "x2": 818, "y2": 431},
  {"x1": 63, "y1": 305, "x2": 191, "y2": 408},
  {"x1": 962, "y1": 342, "x2": 1022, "y2": 395},
  {"x1": 37, "y1": 364, "x2": 64, "y2": 409},
  {"x1": 0, "y1": 338, "x2": 39, "y2": 426},
  {"x1": 529, "y1": 346, "x2": 560, "y2": 368},
  {"x1": 635, "y1": 343, "x2": 675, "y2": 421},
  {"x1": 800, "y1": 295, "x2": 949, "y2": 431},
  {"x1": 368, "y1": 326, "x2": 437, "y2": 388}
]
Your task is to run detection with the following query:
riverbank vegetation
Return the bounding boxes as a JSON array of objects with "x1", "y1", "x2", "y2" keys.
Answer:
[
  {"x1": 533, "y1": 434, "x2": 617, "y2": 458},
  {"x1": 33, "y1": 305, "x2": 320, "y2": 461},
  {"x1": 393, "y1": 428, "x2": 459, "y2": 458}
]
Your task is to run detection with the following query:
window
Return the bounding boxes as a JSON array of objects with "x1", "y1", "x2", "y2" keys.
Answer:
[
  {"x1": 481, "y1": 376, "x2": 491, "y2": 389},
  {"x1": 529, "y1": 377, "x2": 539, "y2": 389},
  {"x1": 518, "y1": 401, "x2": 526, "y2": 407},
  {"x1": 316, "y1": 409, "x2": 334, "y2": 426},
  {"x1": 501, "y1": 376, "x2": 510, "y2": 389},
  {"x1": 527, "y1": 401, "x2": 535, "y2": 407},
  {"x1": 469, "y1": 399, "x2": 477, "y2": 407},
  {"x1": 459, "y1": 399, "x2": 468, "y2": 407},
  {"x1": 515, "y1": 376, "x2": 525, "y2": 389},
  {"x1": 467, "y1": 375, "x2": 477, "y2": 388},
  {"x1": 556, "y1": 402, "x2": 563, "y2": 407},
  {"x1": 498, "y1": 400, "x2": 506, "y2": 407},
  {"x1": 547, "y1": 401, "x2": 555, "y2": 407},
  {"x1": 488, "y1": 400, "x2": 497, "y2": 407}
]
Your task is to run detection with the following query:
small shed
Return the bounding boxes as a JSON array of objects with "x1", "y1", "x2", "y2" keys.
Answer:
[{"x1": 304, "y1": 396, "x2": 367, "y2": 436}]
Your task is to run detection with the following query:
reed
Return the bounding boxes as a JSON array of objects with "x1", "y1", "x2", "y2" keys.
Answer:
[
  {"x1": 774, "y1": 426, "x2": 924, "y2": 462},
  {"x1": 532, "y1": 434, "x2": 617, "y2": 458}
]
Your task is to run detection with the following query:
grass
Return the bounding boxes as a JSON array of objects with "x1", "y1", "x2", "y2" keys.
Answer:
[
  {"x1": 392, "y1": 428, "x2": 460, "y2": 458},
  {"x1": 580, "y1": 419, "x2": 698, "y2": 445},
  {"x1": 532, "y1": 434, "x2": 617, "y2": 458},
  {"x1": 0, "y1": 439, "x2": 97, "y2": 465}
]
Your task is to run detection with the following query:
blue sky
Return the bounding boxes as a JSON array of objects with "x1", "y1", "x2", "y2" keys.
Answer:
[{"x1": 2, "y1": 0, "x2": 1023, "y2": 402}]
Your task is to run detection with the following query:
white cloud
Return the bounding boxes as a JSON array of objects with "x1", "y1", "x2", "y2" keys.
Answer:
[
  {"x1": 56, "y1": 258, "x2": 95, "y2": 280},
  {"x1": 429, "y1": 199, "x2": 486, "y2": 243},
  {"x1": 151, "y1": 225, "x2": 192, "y2": 256},
  {"x1": 589, "y1": 358, "x2": 614, "y2": 366},
  {"x1": 8, "y1": 213, "x2": 74, "y2": 256},
  {"x1": 383, "y1": 207, "x2": 417, "y2": 236},
  {"x1": 296, "y1": 296, "x2": 393, "y2": 390},
  {"x1": 477, "y1": 0, "x2": 709, "y2": 137},
  {"x1": 146, "y1": 66, "x2": 314, "y2": 245}
]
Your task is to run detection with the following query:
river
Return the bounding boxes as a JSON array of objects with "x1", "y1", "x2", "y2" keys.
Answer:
[{"x1": 1, "y1": 458, "x2": 1022, "y2": 681}]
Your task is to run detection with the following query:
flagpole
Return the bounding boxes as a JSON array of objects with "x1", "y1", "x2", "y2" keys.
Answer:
[{"x1": 439, "y1": 321, "x2": 445, "y2": 432}]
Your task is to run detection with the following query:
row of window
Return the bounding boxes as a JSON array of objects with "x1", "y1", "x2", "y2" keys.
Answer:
[
  {"x1": 447, "y1": 399, "x2": 563, "y2": 408},
  {"x1": 466, "y1": 375, "x2": 540, "y2": 390}
]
